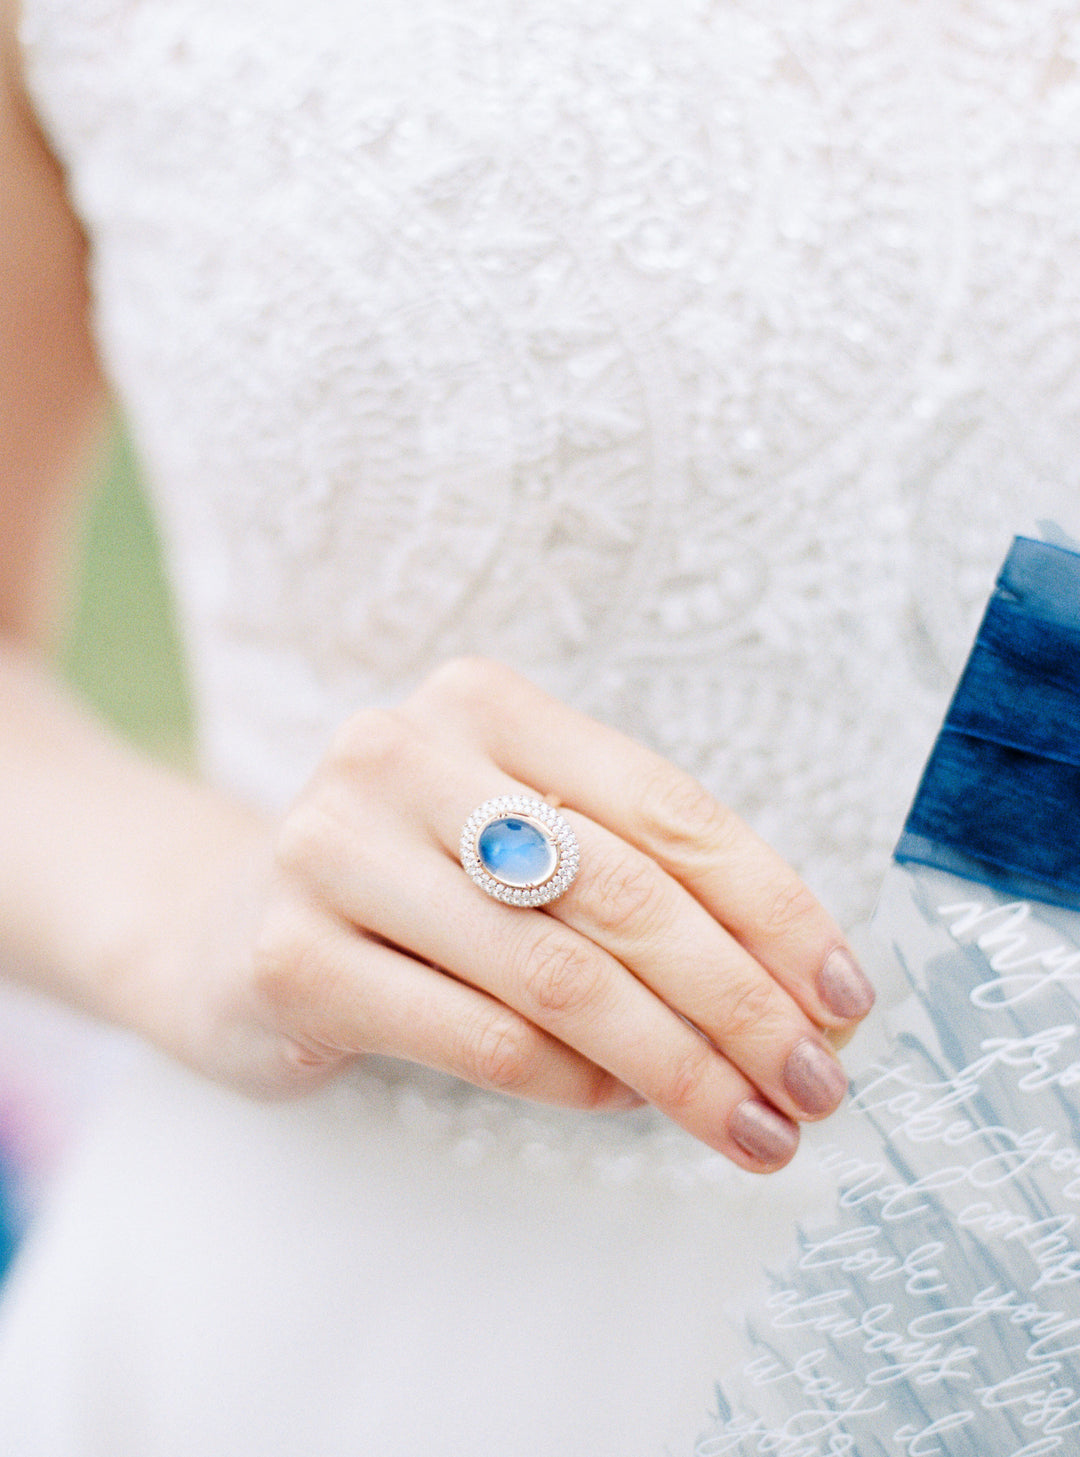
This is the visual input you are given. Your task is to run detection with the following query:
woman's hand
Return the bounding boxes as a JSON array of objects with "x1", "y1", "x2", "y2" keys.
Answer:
[{"x1": 153, "y1": 658, "x2": 874, "y2": 1174}]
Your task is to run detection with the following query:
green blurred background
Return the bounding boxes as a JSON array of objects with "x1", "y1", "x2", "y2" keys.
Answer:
[
  {"x1": 58, "y1": 425, "x2": 193, "y2": 763},
  {"x1": 0, "y1": 426, "x2": 191, "y2": 1279}
]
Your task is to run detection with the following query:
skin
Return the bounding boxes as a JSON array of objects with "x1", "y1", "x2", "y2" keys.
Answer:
[{"x1": 0, "y1": 0, "x2": 873, "y2": 1176}]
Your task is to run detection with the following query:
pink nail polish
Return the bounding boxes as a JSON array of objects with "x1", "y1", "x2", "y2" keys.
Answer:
[
  {"x1": 730, "y1": 1099, "x2": 800, "y2": 1166},
  {"x1": 817, "y1": 947, "x2": 876, "y2": 1020},
  {"x1": 783, "y1": 1038, "x2": 848, "y2": 1117}
]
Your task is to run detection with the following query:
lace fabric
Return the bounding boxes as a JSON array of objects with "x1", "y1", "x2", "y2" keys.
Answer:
[{"x1": 17, "y1": 0, "x2": 1080, "y2": 1179}]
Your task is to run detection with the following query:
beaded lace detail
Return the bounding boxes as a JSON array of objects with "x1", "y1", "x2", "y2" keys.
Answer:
[{"x1": 20, "y1": 0, "x2": 1080, "y2": 1179}]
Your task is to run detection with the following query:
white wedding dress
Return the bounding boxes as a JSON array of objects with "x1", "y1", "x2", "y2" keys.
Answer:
[{"x1": 3, "y1": 1, "x2": 1080, "y2": 1452}]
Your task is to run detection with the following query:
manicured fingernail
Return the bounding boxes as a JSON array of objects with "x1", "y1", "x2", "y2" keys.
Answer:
[
  {"x1": 783, "y1": 1038, "x2": 848, "y2": 1117},
  {"x1": 730, "y1": 1099, "x2": 800, "y2": 1166},
  {"x1": 818, "y1": 947, "x2": 876, "y2": 1020}
]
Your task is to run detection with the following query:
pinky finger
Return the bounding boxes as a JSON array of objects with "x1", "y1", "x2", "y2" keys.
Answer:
[{"x1": 251, "y1": 903, "x2": 642, "y2": 1114}]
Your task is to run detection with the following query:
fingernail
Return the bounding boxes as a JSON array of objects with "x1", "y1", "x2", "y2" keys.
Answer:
[
  {"x1": 730, "y1": 1099, "x2": 800, "y2": 1166},
  {"x1": 783, "y1": 1038, "x2": 848, "y2": 1117},
  {"x1": 818, "y1": 947, "x2": 876, "y2": 1021}
]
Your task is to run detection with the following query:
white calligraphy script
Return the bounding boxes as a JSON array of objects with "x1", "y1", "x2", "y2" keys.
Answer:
[{"x1": 696, "y1": 866, "x2": 1080, "y2": 1457}]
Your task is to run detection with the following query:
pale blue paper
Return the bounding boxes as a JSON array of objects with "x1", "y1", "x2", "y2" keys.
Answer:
[{"x1": 697, "y1": 863, "x2": 1080, "y2": 1455}]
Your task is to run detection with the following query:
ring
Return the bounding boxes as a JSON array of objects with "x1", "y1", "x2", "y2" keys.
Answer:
[{"x1": 459, "y1": 795, "x2": 580, "y2": 907}]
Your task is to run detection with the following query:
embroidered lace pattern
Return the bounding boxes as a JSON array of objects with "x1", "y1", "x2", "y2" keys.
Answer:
[{"x1": 20, "y1": 0, "x2": 1080, "y2": 1181}]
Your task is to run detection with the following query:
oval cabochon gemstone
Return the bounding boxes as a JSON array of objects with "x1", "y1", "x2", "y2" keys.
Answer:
[{"x1": 477, "y1": 816, "x2": 558, "y2": 887}]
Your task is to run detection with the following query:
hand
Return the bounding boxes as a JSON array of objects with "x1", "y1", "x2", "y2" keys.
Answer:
[{"x1": 152, "y1": 659, "x2": 875, "y2": 1173}]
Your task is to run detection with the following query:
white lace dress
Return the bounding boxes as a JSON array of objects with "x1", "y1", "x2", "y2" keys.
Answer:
[{"x1": 3, "y1": 1, "x2": 1080, "y2": 1452}]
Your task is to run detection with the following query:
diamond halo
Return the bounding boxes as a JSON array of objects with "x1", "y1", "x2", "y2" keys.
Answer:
[{"x1": 459, "y1": 795, "x2": 580, "y2": 907}]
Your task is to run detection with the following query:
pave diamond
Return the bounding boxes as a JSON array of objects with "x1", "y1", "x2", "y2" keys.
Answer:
[{"x1": 460, "y1": 796, "x2": 580, "y2": 907}]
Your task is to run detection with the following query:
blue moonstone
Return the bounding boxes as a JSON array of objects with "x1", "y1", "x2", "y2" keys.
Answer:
[{"x1": 477, "y1": 816, "x2": 557, "y2": 887}]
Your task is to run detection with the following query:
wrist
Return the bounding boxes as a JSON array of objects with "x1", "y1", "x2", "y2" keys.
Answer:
[{"x1": 107, "y1": 789, "x2": 276, "y2": 1074}]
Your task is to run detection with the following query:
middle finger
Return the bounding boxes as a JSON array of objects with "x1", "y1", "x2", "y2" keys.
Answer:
[{"x1": 543, "y1": 815, "x2": 848, "y2": 1123}]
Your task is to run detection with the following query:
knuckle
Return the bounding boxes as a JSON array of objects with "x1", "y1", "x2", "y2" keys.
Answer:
[
  {"x1": 637, "y1": 765, "x2": 732, "y2": 864},
  {"x1": 271, "y1": 1034, "x2": 348, "y2": 1085},
  {"x1": 518, "y1": 929, "x2": 606, "y2": 1020},
  {"x1": 274, "y1": 798, "x2": 341, "y2": 877},
  {"x1": 328, "y1": 707, "x2": 420, "y2": 783},
  {"x1": 418, "y1": 655, "x2": 509, "y2": 710},
  {"x1": 250, "y1": 900, "x2": 332, "y2": 1018},
  {"x1": 584, "y1": 853, "x2": 669, "y2": 939},
  {"x1": 461, "y1": 1010, "x2": 537, "y2": 1093},
  {"x1": 762, "y1": 876, "x2": 821, "y2": 940},
  {"x1": 663, "y1": 1037, "x2": 716, "y2": 1114},
  {"x1": 716, "y1": 974, "x2": 778, "y2": 1040}
]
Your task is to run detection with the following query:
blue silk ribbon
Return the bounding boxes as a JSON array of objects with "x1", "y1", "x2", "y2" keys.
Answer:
[{"x1": 895, "y1": 534, "x2": 1080, "y2": 910}]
